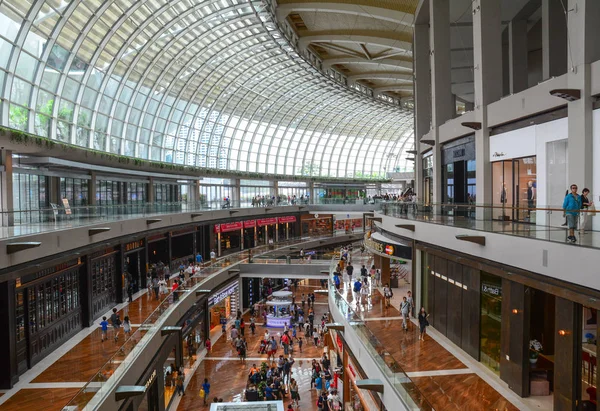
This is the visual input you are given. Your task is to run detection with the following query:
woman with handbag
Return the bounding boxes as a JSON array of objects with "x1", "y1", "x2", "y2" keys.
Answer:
[{"x1": 418, "y1": 307, "x2": 430, "y2": 341}]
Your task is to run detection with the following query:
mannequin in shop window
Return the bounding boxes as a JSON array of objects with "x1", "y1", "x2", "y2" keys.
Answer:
[
  {"x1": 526, "y1": 181, "x2": 536, "y2": 221},
  {"x1": 500, "y1": 182, "x2": 508, "y2": 220}
]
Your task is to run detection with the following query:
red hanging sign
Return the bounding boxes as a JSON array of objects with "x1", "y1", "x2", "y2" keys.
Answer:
[
  {"x1": 220, "y1": 221, "x2": 243, "y2": 232},
  {"x1": 278, "y1": 216, "x2": 296, "y2": 223},
  {"x1": 257, "y1": 217, "x2": 278, "y2": 226},
  {"x1": 214, "y1": 224, "x2": 220, "y2": 233},
  {"x1": 244, "y1": 220, "x2": 256, "y2": 228}
]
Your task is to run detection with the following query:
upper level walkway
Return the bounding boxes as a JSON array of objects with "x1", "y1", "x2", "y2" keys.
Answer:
[
  {"x1": 0, "y1": 233, "x2": 354, "y2": 410},
  {"x1": 381, "y1": 202, "x2": 600, "y2": 249},
  {"x1": 0, "y1": 200, "x2": 379, "y2": 241},
  {"x1": 328, "y1": 251, "x2": 534, "y2": 411}
]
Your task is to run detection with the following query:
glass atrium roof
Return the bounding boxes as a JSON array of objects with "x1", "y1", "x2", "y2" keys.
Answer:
[{"x1": 0, "y1": 0, "x2": 414, "y2": 178}]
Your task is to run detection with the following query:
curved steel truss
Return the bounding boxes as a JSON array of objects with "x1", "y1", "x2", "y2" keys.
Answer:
[{"x1": 0, "y1": 0, "x2": 414, "y2": 177}]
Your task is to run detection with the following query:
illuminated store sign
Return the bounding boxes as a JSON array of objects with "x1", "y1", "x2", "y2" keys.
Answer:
[{"x1": 209, "y1": 283, "x2": 238, "y2": 306}]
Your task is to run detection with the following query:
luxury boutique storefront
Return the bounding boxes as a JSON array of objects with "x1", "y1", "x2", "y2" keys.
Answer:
[{"x1": 418, "y1": 244, "x2": 600, "y2": 404}]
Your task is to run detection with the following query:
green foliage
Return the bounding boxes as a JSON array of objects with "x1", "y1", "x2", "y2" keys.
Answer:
[
  {"x1": 298, "y1": 161, "x2": 321, "y2": 176},
  {"x1": 0, "y1": 126, "x2": 392, "y2": 183},
  {"x1": 9, "y1": 106, "x2": 28, "y2": 130}
]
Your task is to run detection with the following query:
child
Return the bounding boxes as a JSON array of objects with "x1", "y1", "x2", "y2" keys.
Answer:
[
  {"x1": 123, "y1": 316, "x2": 131, "y2": 336},
  {"x1": 205, "y1": 338, "x2": 212, "y2": 352},
  {"x1": 100, "y1": 316, "x2": 109, "y2": 342}
]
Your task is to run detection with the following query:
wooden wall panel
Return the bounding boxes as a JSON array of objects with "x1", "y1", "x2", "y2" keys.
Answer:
[
  {"x1": 446, "y1": 261, "x2": 463, "y2": 347},
  {"x1": 427, "y1": 257, "x2": 435, "y2": 325},
  {"x1": 461, "y1": 267, "x2": 481, "y2": 360},
  {"x1": 554, "y1": 298, "x2": 582, "y2": 411},
  {"x1": 500, "y1": 280, "x2": 530, "y2": 397},
  {"x1": 433, "y1": 256, "x2": 448, "y2": 335}
]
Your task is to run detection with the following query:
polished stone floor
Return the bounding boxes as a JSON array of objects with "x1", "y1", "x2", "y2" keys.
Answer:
[
  {"x1": 338, "y1": 253, "x2": 523, "y2": 411},
  {"x1": 176, "y1": 282, "x2": 328, "y2": 410}
]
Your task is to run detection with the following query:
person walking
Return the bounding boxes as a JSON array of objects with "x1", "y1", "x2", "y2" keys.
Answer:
[
  {"x1": 580, "y1": 188, "x2": 593, "y2": 234},
  {"x1": 176, "y1": 370, "x2": 185, "y2": 396},
  {"x1": 110, "y1": 308, "x2": 121, "y2": 342},
  {"x1": 383, "y1": 283, "x2": 392, "y2": 308},
  {"x1": 100, "y1": 316, "x2": 109, "y2": 342},
  {"x1": 250, "y1": 317, "x2": 256, "y2": 335},
  {"x1": 563, "y1": 184, "x2": 582, "y2": 243},
  {"x1": 374, "y1": 269, "x2": 381, "y2": 288},
  {"x1": 406, "y1": 290, "x2": 415, "y2": 317},
  {"x1": 123, "y1": 316, "x2": 131, "y2": 337},
  {"x1": 201, "y1": 378, "x2": 210, "y2": 405},
  {"x1": 418, "y1": 307, "x2": 430, "y2": 341},
  {"x1": 400, "y1": 296, "x2": 411, "y2": 331}
]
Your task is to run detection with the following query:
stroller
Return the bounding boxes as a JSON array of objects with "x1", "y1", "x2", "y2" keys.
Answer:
[{"x1": 258, "y1": 339, "x2": 267, "y2": 354}]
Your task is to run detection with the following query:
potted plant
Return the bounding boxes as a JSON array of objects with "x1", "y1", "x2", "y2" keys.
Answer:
[
  {"x1": 529, "y1": 339, "x2": 543, "y2": 364},
  {"x1": 585, "y1": 333, "x2": 595, "y2": 344}
]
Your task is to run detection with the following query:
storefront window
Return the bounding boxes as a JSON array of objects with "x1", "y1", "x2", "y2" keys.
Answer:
[
  {"x1": 480, "y1": 272, "x2": 502, "y2": 374},
  {"x1": 492, "y1": 157, "x2": 536, "y2": 222},
  {"x1": 12, "y1": 173, "x2": 49, "y2": 223},
  {"x1": 582, "y1": 307, "x2": 597, "y2": 396},
  {"x1": 60, "y1": 177, "x2": 89, "y2": 207}
]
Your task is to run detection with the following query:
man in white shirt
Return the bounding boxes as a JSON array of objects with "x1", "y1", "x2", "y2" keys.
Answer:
[{"x1": 210, "y1": 249, "x2": 216, "y2": 263}]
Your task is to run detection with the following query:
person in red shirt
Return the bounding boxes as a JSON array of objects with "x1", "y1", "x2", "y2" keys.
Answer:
[{"x1": 205, "y1": 338, "x2": 211, "y2": 352}]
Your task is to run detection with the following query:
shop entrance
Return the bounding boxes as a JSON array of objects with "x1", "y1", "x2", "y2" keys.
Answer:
[
  {"x1": 492, "y1": 157, "x2": 537, "y2": 223},
  {"x1": 124, "y1": 251, "x2": 142, "y2": 294}
]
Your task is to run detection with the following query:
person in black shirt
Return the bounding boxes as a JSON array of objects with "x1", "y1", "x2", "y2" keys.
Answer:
[{"x1": 346, "y1": 263, "x2": 354, "y2": 280}]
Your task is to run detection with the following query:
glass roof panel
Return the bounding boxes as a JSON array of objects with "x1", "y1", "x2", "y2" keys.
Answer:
[{"x1": 0, "y1": 0, "x2": 414, "y2": 176}]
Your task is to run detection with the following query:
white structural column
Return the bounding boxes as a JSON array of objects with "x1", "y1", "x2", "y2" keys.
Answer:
[
  {"x1": 542, "y1": 0, "x2": 567, "y2": 79},
  {"x1": 429, "y1": 0, "x2": 453, "y2": 205},
  {"x1": 472, "y1": 0, "x2": 502, "y2": 214},
  {"x1": 508, "y1": 19, "x2": 528, "y2": 94},
  {"x1": 413, "y1": 21, "x2": 430, "y2": 201},
  {"x1": 0, "y1": 150, "x2": 13, "y2": 227},
  {"x1": 566, "y1": 0, "x2": 600, "y2": 231}
]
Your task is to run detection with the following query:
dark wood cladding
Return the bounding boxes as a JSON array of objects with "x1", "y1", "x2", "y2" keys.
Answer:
[
  {"x1": 446, "y1": 261, "x2": 462, "y2": 347},
  {"x1": 433, "y1": 256, "x2": 448, "y2": 334},
  {"x1": 415, "y1": 243, "x2": 600, "y2": 310},
  {"x1": 553, "y1": 297, "x2": 582, "y2": 411},
  {"x1": 500, "y1": 281, "x2": 530, "y2": 397},
  {"x1": 424, "y1": 253, "x2": 481, "y2": 362},
  {"x1": 461, "y1": 267, "x2": 480, "y2": 360}
]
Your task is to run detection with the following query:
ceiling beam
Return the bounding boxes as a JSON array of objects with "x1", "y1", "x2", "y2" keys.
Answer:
[
  {"x1": 314, "y1": 42, "x2": 365, "y2": 58},
  {"x1": 298, "y1": 30, "x2": 413, "y2": 53},
  {"x1": 359, "y1": 43, "x2": 372, "y2": 60},
  {"x1": 276, "y1": 2, "x2": 415, "y2": 28},
  {"x1": 348, "y1": 72, "x2": 413, "y2": 82},
  {"x1": 322, "y1": 57, "x2": 412, "y2": 71}
]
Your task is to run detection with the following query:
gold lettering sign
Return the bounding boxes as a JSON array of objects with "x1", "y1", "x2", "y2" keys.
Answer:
[
  {"x1": 363, "y1": 235, "x2": 384, "y2": 253},
  {"x1": 125, "y1": 240, "x2": 144, "y2": 252}
]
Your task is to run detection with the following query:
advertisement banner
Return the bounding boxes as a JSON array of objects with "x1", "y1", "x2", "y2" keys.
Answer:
[
  {"x1": 278, "y1": 216, "x2": 297, "y2": 223},
  {"x1": 243, "y1": 219, "x2": 256, "y2": 228},
  {"x1": 257, "y1": 217, "x2": 278, "y2": 226},
  {"x1": 220, "y1": 221, "x2": 243, "y2": 233}
]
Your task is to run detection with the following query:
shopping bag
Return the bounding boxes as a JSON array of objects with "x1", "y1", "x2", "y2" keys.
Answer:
[
  {"x1": 589, "y1": 203, "x2": 597, "y2": 217},
  {"x1": 199, "y1": 388, "x2": 205, "y2": 398}
]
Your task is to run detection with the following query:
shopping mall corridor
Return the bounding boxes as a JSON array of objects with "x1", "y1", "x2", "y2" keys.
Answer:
[{"x1": 176, "y1": 282, "x2": 327, "y2": 410}]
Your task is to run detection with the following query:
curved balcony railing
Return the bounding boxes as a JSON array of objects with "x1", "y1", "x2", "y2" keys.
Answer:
[
  {"x1": 380, "y1": 201, "x2": 598, "y2": 247},
  {"x1": 62, "y1": 231, "x2": 356, "y2": 410},
  {"x1": 327, "y1": 257, "x2": 434, "y2": 410}
]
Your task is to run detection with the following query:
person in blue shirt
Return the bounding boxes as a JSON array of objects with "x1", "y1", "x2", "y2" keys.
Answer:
[
  {"x1": 265, "y1": 383, "x2": 275, "y2": 400},
  {"x1": 333, "y1": 272, "x2": 340, "y2": 290},
  {"x1": 201, "y1": 378, "x2": 210, "y2": 405},
  {"x1": 315, "y1": 373, "x2": 323, "y2": 396},
  {"x1": 100, "y1": 316, "x2": 109, "y2": 342},
  {"x1": 562, "y1": 184, "x2": 582, "y2": 243},
  {"x1": 195, "y1": 253, "x2": 202, "y2": 265}
]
